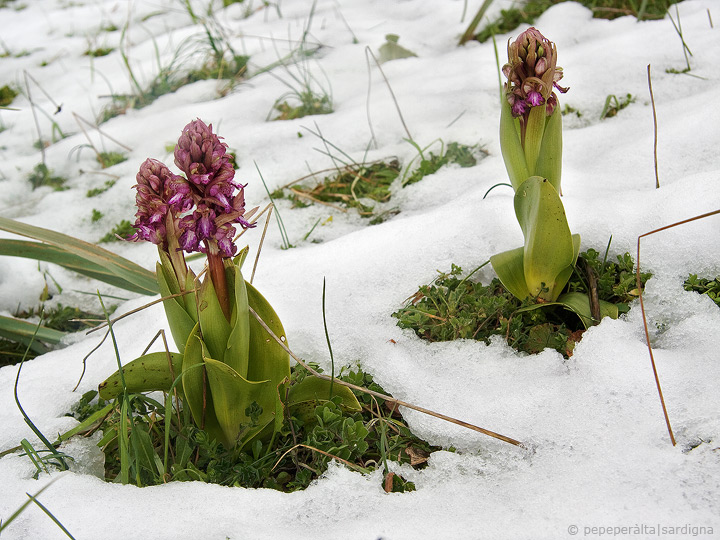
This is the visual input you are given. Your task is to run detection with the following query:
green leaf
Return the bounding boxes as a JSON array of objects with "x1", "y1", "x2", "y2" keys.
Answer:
[
  {"x1": 523, "y1": 104, "x2": 547, "y2": 175},
  {"x1": 489, "y1": 245, "x2": 531, "y2": 301},
  {"x1": 181, "y1": 327, "x2": 225, "y2": 446},
  {"x1": 514, "y1": 176, "x2": 575, "y2": 300},
  {"x1": 515, "y1": 292, "x2": 619, "y2": 329},
  {"x1": 197, "y1": 274, "x2": 232, "y2": 362},
  {"x1": 181, "y1": 324, "x2": 206, "y2": 428},
  {"x1": 0, "y1": 315, "x2": 65, "y2": 354},
  {"x1": 0, "y1": 216, "x2": 158, "y2": 295},
  {"x1": 224, "y1": 264, "x2": 250, "y2": 378},
  {"x1": 203, "y1": 357, "x2": 276, "y2": 450},
  {"x1": 378, "y1": 34, "x2": 417, "y2": 63},
  {"x1": 499, "y1": 100, "x2": 530, "y2": 191},
  {"x1": 553, "y1": 234, "x2": 582, "y2": 297},
  {"x1": 556, "y1": 292, "x2": 619, "y2": 328},
  {"x1": 246, "y1": 280, "x2": 291, "y2": 388},
  {"x1": 156, "y1": 258, "x2": 196, "y2": 354},
  {"x1": 183, "y1": 268, "x2": 199, "y2": 322},
  {"x1": 534, "y1": 108, "x2": 563, "y2": 193},
  {"x1": 97, "y1": 351, "x2": 184, "y2": 400},
  {"x1": 0, "y1": 239, "x2": 152, "y2": 294},
  {"x1": 287, "y1": 375, "x2": 361, "y2": 425}
]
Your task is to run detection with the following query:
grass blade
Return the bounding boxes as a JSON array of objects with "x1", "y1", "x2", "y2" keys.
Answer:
[
  {"x1": 0, "y1": 478, "x2": 58, "y2": 533},
  {"x1": 0, "y1": 217, "x2": 158, "y2": 295},
  {"x1": 26, "y1": 492, "x2": 77, "y2": 539},
  {"x1": 0, "y1": 239, "x2": 153, "y2": 294}
]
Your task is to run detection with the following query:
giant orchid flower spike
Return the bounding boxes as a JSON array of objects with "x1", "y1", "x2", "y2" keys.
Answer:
[
  {"x1": 101, "y1": 119, "x2": 359, "y2": 451},
  {"x1": 500, "y1": 27, "x2": 568, "y2": 193},
  {"x1": 491, "y1": 30, "x2": 619, "y2": 327}
]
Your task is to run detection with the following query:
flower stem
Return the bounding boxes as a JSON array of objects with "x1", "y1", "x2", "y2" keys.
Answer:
[{"x1": 207, "y1": 245, "x2": 231, "y2": 321}]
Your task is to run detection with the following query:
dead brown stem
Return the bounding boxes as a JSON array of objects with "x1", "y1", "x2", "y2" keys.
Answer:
[
  {"x1": 636, "y1": 208, "x2": 720, "y2": 446},
  {"x1": 249, "y1": 307, "x2": 526, "y2": 449}
]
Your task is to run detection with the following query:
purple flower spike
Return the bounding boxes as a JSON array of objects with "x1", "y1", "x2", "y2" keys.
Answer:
[{"x1": 502, "y1": 27, "x2": 568, "y2": 119}]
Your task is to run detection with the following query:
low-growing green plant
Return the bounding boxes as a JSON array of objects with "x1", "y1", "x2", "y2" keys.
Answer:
[
  {"x1": 27, "y1": 163, "x2": 67, "y2": 191},
  {"x1": 87, "y1": 179, "x2": 116, "y2": 197},
  {"x1": 82, "y1": 364, "x2": 434, "y2": 491},
  {"x1": 600, "y1": 93, "x2": 635, "y2": 119},
  {"x1": 91, "y1": 209, "x2": 104, "y2": 222},
  {"x1": 97, "y1": 151, "x2": 127, "y2": 168},
  {"x1": 562, "y1": 104, "x2": 582, "y2": 118},
  {"x1": 101, "y1": 10, "x2": 249, "y2": 122},
  {"x1": 683, "y1": 274, "x2": 720, "y2": 307},
  {"x1": 1, "y1": 305, "x2": 103, "y2": 367},
  {"x1": 264, "y1": 24, "x2": 334, "y2": 121},
  {"x1": 0, "y1": 84, "x2": 18, "y2": 106},
  {"x1": 99, "y1": 220, "x2": 135, "y2": 243},
  {"x1": 272, "y1": 93, "x2": 333, "y2": 121},
  {"x1": 403, "y1": 142, "x2": 483, "y2": 186},
  {"x1": 273, "y1": 159, "x2": 401, "y2": 221},
  {"x1": 85, "y1": 46, "x2": 114, "y2": 57},
  {"x1": 394, "y1": 251, "x2": 650, "y2": 357},
  {"x1": 465, "y1": 0, "x2": 674, "y2": 44}
]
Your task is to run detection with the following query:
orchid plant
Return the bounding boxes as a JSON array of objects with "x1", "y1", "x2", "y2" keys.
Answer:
[
  {"x1": 99, "y1": 119, "x2": 359, "y2": 450},
  {"x1": 491, "y1": 29, "x2": 617, "y2": 326}
]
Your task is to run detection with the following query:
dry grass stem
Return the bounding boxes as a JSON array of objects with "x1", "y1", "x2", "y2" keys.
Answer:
[
  {"x1": 249, "y1": 306, "x2": 526, "y2": 449},
  {"x1": 636, "y1": 208, "x2": 720, "y2": 446}
]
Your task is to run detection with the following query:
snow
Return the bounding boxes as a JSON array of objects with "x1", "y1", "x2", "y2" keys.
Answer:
[{"x1": 1, "y1": 0, "x2": 719, "y2": 538}]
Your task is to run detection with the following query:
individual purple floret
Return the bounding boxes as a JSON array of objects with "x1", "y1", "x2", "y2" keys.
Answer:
[{"x1": 502, "y1": 27, "x2": 568, "y2": 119}]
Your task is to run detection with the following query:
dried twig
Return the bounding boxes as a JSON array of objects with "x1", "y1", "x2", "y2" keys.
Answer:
[
  {"x1": 636, "y1": 208, "x2": 720, "y2": 446},
  {"x1": 647, "y1": 65, "x2": 660, "y2": 189},
  {"x1": 249, "y1": 306, "x2": 526, "y2": 448}
]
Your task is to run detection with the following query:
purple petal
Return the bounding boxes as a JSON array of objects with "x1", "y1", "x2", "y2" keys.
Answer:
[{"x1": 527, "y1": 91, "x2": 545, "y2": 107}]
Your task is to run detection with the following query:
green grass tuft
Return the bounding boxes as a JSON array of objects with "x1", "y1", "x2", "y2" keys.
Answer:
[
  {"x1": 274, "y1": 160, "x2": 401, "y2": 222},
  {"x1": 97, "y1": 151, "x2": 127, "y2": 169},
  {"x1": 27, "y1": 164, "x2": 67, "y2": 191},
  {"x1": 84, "y1": 47, "x2": 114, "y2": 57},
  {"x1": 0, "y1": 84, "x2": 18, "y2": 106},
  {"x1": 87, "y1": 180, "x2": 117, "y2": 198},
  {"x1": 600, "y1": 93, "x2": 635, "y2": 119},
  {"x1": 470, "y1": 0, "x2": 675, "y2": 43},
  {"x1": 404, "y1": 142, "x2": 484, "y2": 186},
  {"x1": 99, "y1": 220, "x2": 135, "y2": 243},
  {"x1": 272, "y1": 93, "x2": 333, "y2": 121}
]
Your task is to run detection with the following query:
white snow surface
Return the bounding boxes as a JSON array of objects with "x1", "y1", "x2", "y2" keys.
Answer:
[{"x1": 1, "y1": 0, "x2": 719, "y2": 538}]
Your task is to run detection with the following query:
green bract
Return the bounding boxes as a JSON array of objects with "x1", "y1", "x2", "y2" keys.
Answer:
[
  {"x1": 500, "y1": 100, "x2": 563, "y2": 193},
  {"x1": 491, "y1": 176, "x2": 579, "y2": 302}
]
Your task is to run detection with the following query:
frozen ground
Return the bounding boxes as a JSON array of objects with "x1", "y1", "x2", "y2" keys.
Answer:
[{"x1": 0, "y1": 0, "x2": 719, "y2": 538}]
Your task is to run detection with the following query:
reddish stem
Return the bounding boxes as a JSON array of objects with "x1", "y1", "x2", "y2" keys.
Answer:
[{"x1": 206, "y1": 243, "x2": 231, "y2": 322}]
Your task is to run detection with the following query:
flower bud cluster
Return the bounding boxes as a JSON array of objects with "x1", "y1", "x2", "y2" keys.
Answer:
[
  {"x1": 502, "y1": 27, "x2": 568, "y2": 118},
  {"x1": 130, "y1": 119, "x2": 253, "y2": 258}
]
